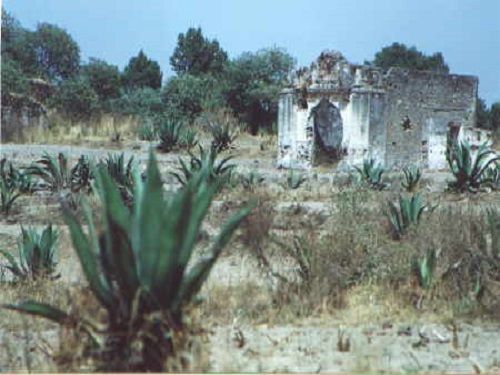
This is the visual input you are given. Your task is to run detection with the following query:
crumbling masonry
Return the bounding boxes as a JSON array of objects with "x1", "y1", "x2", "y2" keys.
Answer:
[{"x1": 277, "y1": 50, "x2": 484, "y2": 170}]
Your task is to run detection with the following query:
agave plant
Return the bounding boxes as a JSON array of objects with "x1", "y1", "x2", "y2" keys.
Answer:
[
  {"x1": 71, "y1": 155, "x2": 94, "y2": 193},
  {"x1": 401, "y1": 165, "x2": 422, "y2": 192},
  {"x1": 0, "y1": 158, "x2": 33, "y2": 193},
  {"x1": 284, "y1": 169, "x2": 307, "y2": 190},
  {"x1": 446, "y1": 141, "x2": 500, "y2": 192},
  {"x1": 157, "y1": 120, "x2": 183, "y2": 152},
  {"x1": 97, "y1": 153, "x2": 135, "y2": 205},
  {"x1": 137, "y1": 120, "x2": 157, "y2": 141},
  {"x1": 204, "y1": 115, "x2": 238, "y2": 153},
  {"x1": 482, "y1": 161, "x2": 500, "y2": 191},
  {"x1": 355, "y1": 158, "x2": 387, "y2": 190},
  {"x1": 27, "y1": 152, "x2": 72, "y2": 191},
  {"x1": 0, "y1": 225, "x2": 59, "y2": 280},
  {"x1": 178, "y1": 127, "x2": 198, "y2": 150},
  {"x1": 233, "y1": 170, "x2": 265, "y2": 191},
  {"x1": 171, "y1": 146, "x2": 235, "y2": 187},
  {"x1": 386, "y1": 193, "x2": 429, "y2": 239},
  {"x1": 412, "y1": 248, "x2": 437, "y2": 290},
  {"x1": 0, "y1": 180, "x2": 20, "y2": 216},
  {"x1": 3, "y1": 151, "x2": 252, "y2": 371}
]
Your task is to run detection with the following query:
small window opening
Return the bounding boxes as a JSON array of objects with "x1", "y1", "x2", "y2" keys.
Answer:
[{"x1": 402, "y1": 116, "x2": 412, "y2": 131}]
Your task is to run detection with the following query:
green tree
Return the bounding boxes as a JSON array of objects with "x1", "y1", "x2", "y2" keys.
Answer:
[
  {"x1": 31, "y1": 23, "x2": 80, "y2": 81},
  {"x1": 1, "y1": 9, "x2": 38, "y2": 76},
  {"x1": 162, "y1": 74, "x2": 225, "y2": 122},
  {"x1": 476, "y1": 98, "x2": 491, "y2": 129},
  {"x1": 490, "y1": 102, "x2": 500, "y2": 132},
  {"x1": 123, "y1": 50, "x2": 162, "y2": 90},
  {"x1": 369, "y1": 42, "x2": 449, "y2": 73},
  {"x1": 1, "y1": 58, "x2": 28, "y2": 96},
  {"x1": 50, "y1": 76, "x2": 98, "y2": 120},
  {"x1": 109, "y1": 87, "x2": 164, "y2": 117},
  {"x1": 225, "y1": 47, "x2": 295, "y2": 133},
  {"x1": 82, "y1": 58, "x2": 121, "y2": 105},
  {"x1": 170, "y1": 27, "x2": 228, "y2": 76}
]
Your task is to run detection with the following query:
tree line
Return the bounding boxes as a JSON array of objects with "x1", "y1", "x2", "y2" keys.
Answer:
[{"x1": 1, "y1": 9, "x2": 498, "y2": 133}]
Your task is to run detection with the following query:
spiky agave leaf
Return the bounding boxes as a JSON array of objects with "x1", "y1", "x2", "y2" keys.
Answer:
[
  {"x1": 413, "y1": 248, "x2": 437, "y2": 289},
  {"x1": 62, "y1": 202, "x2": 116, "y2": 311},
  {"x1": 0, "y1": 249, "x2": 24, "y2": 277},
  {"x1": 3, "y1": 301, "x2": 70, "y2": 323},
  {"x1": 447, "y1": 141, "x2": 500, "y2": 191},
  {"x1": 173, "y1": 199, "x2": 254, "y2": 309},
  {"x1": 0, "y1": 180, "x2": 20, "y2": 215}
]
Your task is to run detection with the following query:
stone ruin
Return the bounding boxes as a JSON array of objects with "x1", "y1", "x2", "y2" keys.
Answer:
[{"x1": 277, "y1": 50, "x2": 489, "y2": 170}]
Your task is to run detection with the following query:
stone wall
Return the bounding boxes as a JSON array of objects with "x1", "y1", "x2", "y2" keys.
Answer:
[
  {"x1": 382, "y1": 69, "x2": 477, "y2": 169},
  {"x1": 277, "y1": 51, "x2": 479, "y2": 171}
]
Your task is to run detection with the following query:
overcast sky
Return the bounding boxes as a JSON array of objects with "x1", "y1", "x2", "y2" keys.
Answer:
[{"x1": 3, "y1": 0, "x2": 499, "y2": 105}]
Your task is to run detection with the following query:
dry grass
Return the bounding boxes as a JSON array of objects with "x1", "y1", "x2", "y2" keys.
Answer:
[{"x1": 19, "y1": 113, "x2": 139, "y2": 145}]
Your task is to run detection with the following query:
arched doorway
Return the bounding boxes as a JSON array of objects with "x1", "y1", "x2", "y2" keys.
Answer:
[{"x1": 311, "y1": 97, "x2": 343, "y2": 161}]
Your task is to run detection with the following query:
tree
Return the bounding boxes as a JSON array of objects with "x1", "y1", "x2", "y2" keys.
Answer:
[
  {"x1": 109, "y1": 87, "x2": 164, "y2": 118},
  {"x1": 225, "y1": 47, "x2": 295, "y2": 133},
  {"x1": 1, "y1": 9, "x2": 38, "y2": 76},
  {"x1": 369, "y1": 42, "x2": 449, "y2": 73},
  {"x1": 82, "y1": 58, "x2": 121, "y2": 104},
  {"x1": 489, "y1": 102, "x2": 500, "y2": 132},
  {"x1": 170, "y1": 27, "x2": 228, "y2": 76},
  {"x1": 50, "y1": 76, "x2": 98, "y2": 120},
  {"x1": 161, "y1": 74, "x2": 225, "y2": 122},
  {"x1": 476, "y1": 98, "x2": 490, "y2": 129},
  {"x1": 123, "y1": 50, "x2": 162, "y2": 90},
  {"x1": 31, "y1": 23, "x2": 80, "y2": 81},
  {"x1": 1, "y1": 58, "x2": 28, "y2": 96}
]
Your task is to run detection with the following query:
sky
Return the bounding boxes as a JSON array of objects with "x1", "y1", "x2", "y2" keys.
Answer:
[{"x1": 3, "y1": 0, "x2": 499, "y2": 105}]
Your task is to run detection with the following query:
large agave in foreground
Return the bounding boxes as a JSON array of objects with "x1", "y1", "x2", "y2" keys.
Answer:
[{"x1": 4, "y1": 151, "x2": 253, "y2": 371}]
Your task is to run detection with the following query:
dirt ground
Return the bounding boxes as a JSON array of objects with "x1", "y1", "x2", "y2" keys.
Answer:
[{"x1": 0, "y1": 136, "x2": 499, "y2": 373}]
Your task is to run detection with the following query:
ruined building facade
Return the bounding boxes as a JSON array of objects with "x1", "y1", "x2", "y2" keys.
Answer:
[{"x1": 277, "y1": 51, "x2": 481, "y2": 170}]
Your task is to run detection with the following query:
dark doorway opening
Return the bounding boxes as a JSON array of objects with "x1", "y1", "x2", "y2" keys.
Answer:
[{"x1": 311, "y1": 97, "x2": 343, "y2": 164}]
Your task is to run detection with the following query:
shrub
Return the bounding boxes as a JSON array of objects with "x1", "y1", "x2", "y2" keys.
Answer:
[
  {"x1": 446, "y1": 141, "x2": 499, "y2": 192},
  {"x1": 386, "y1": 193, "x2": 430, "y2": 239},
  {"x1": 171, "y1": 146, "x2": 234, "y2": 187},
  {"x1": 354, "y1": 158, "x2": 387, "y2": 190},
  {"x1": 161, "y1": 74, "x2": 225, "y2": 123},
  {"x1": 401, "y1": 165, "x2": 421, "y2": 192},
  {"x1": 3, "y1": 151, "x2": 252, "y2": 371},
  {"x1": 0, "y1": 225, "x2": 59, "y2": 280},
  {"x1": 109, "y1": 87, "x2": 164, "y2": 118}
]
